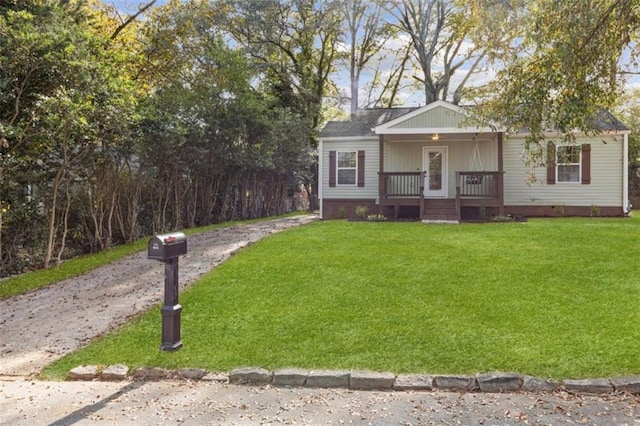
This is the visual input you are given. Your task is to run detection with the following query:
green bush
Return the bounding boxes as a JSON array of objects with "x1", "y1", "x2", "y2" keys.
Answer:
[{"x1": 354, "y1": 205, "x2": 369, "y2": 218}]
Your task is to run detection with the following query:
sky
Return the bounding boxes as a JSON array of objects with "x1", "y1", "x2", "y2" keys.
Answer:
[{"x1": 108, "y1": 0, "x2": 168, "y2": 14}]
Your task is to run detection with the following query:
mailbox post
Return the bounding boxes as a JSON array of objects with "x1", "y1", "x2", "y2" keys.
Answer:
[{"x1": 148, "y1": 232, "x2": 187, "y2": 351}]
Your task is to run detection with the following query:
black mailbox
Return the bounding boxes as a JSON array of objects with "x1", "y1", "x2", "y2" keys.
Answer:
[
  {"x1": 148, "y1": 231, "x2": 188, "y2": 351},
  {"x1": 148, "y1": 232, "x2": 187, "y2": 261}
]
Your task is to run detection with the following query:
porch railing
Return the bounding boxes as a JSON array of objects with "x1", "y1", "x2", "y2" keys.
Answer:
[
  {"x1": 379, "y1": 172, "x2": 422, "y2": 197},
  {"x1": 455, "y1": 171, "x2": 501, "y2": 199},
  {"x1": 380, "y1": 171, "x2": 502, "y2": 199}
]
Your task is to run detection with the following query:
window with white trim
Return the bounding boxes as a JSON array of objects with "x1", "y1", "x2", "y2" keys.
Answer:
[
  {"x1": 337, "y1": 151, "x2": 357, "y2": 185},
  {"x1": 556, "y1": 145, "x2": 581, "y2": 183}
]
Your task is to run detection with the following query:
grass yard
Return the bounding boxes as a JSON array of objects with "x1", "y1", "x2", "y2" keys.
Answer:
[{"x1": 42, "y1": 217, "x2": 640, "y2": 380}]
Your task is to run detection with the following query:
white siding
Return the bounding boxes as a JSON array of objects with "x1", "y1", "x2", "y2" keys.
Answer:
[
  {"x1": 503, "y1": 135, "x2": 624, "y2": 207},
  {"x1": 321, "y1": 138, "x2": 380, "y2": 200}
]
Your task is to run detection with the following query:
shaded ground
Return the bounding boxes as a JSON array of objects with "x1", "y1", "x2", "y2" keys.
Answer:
[
  {"x1": 0, "y1": 215, "x2": 317, "y2": 376},
  {"x1": 0, "y1": 213, "x2": 639, "y2": 424}
]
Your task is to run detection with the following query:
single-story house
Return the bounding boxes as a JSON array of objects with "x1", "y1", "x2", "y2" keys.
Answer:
[{"x1": 318, "y1": 100, "x2": 630, "y2": 221}]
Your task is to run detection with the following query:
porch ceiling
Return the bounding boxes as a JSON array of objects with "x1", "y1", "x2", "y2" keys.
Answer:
[{"x1": 382, "y1": 132, "x2": 497, "y2": 143}]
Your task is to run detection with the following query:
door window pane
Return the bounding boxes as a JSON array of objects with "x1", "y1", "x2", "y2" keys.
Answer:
[{"x1": 429, "y1": 152, "x2": 442, "y2": 190}]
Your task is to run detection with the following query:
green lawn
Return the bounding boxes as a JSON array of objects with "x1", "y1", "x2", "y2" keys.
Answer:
[{"x1": 41, "y1": 217, "x2": 640, "y2": 380}]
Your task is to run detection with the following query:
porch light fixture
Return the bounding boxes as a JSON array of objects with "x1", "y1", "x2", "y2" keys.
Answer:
[{"x1": 432, "y1": 133, "x2": 439, "y2": 140}]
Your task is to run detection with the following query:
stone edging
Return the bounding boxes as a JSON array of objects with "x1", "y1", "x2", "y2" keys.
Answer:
[{"x1": 68, "y1": 365, "x2": 640, "y2": 395}]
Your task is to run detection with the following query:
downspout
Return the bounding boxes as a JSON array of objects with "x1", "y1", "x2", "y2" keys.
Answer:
[
  {"x1": 623, "y1": 133, "x2": 630, "y2": 214},
  {"x1": 497, "y1": 132, "x2": 505, "y2": 216},
  {"x1": 318, "y1": 139, "x2": 324, "y2": 219},
  {"x1": 378, "y1": 134, "x2": 384, "y2": 215}
]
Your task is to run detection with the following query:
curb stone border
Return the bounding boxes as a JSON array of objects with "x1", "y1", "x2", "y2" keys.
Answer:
[{"x1": 67, "y1": 365, "x2": 640, "y2": 395}]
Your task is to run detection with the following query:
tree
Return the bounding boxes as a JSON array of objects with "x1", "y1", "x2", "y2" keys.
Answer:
[
  {"x1": 384, "y1": 0, "x2": 522, "y2": 105},
  {"x1": 0, "y1": 3, "x2": 93, "y2": 268},
  {"x1": 0, "y1": 0, "x2": 317, "y2": 275},
  {"x1": 360, "y1": 38, "x2": 422, "y2": 109},
  {"x1": 106, "y1": 0, "x2": 157, "y2": 42},
  {"x1": 36, "y1": 88, "x2": 97, "y2": 267},
  {"x1": 217, "y1": 0, "x2": 343, "y2": 209},
  {"x1": 219, "y1": 0, "x2": 342, "y2": 134},
  {"x1": 477, "y1": 0, "x2": 640, "y2": 166},
  {"x1": 340, "y1": 0, "x2": 391, "y2": 115},
  {"x1": 0, "y1": 0, "x2": 142, "y2": 271},
  {"x1": 139, "y1": 0, "x2": 313, "y2": 228}
]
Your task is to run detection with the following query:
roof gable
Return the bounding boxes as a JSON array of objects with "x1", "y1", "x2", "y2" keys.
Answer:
[
  {"x1": 389, "y1": 105, "x2": 464, "y2": 129},
  {"x1": 374, "y1": 100, "x2": 494, "y2": 134}
]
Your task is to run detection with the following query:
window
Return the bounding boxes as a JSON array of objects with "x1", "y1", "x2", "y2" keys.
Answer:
[
  {"x1": 547, "y1": 143, "x2": 590, "y2": 185},
  {"x1": 329, "y1": 150, "x2": 365, "y2": 188},
  {"x1": 556, "y1": 145, "x2": 581, "y2": 183},
  {"x1": 337, "y1": 151, "x2": 357, "y2": 185}
]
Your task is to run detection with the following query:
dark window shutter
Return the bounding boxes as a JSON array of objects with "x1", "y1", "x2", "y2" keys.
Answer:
[
  {"x1": 357, "y1": 150, "x2": 365, "y2": 187},
  {"x1": 329, "y1": 151, "x2": 336, "y2": 187},
  {"x1": 547, "y1": 142, "x2": 556, "y2": 185},
  {"x1": 581, "y1": 144, "x2": 591, "y2": 184}
]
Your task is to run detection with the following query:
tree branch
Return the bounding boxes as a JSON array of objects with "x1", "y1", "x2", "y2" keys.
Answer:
[{"x1": 109, "y1": 0, "x2": 157, "y2": 42}]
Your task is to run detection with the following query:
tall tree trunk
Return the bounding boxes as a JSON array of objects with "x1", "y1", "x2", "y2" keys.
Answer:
[
  {"x1": 56, "y1": 179, "x2": 72, "y2": 265},
  {"x1": 44, "y1": 166, "x2": 65, "y2": 269},
  {"x1": 0, "y1": 169, "x2": 4, "y2": 265},
  {"x1": 351, "y1": 73, "x2": 360, "y2": 117}
]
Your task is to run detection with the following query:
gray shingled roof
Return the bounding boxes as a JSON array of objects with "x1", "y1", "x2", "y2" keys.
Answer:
[
  {"x1": 319, "y1": 108, "x2": 418, "y2": 138},
  {"x1": 319, "y1": 105, "x2": 628, "y2": 138},
  {"x1": 593, "y1": 108, "x2": 629, "y2": 132}
]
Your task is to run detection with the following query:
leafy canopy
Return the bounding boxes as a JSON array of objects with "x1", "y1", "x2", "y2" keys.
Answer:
[{"x1": 477, "y1": 0, "x2": 640, "y2": 166}]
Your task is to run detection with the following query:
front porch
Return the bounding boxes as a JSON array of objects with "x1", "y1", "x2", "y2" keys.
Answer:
[
  {"x1": 379, "y1": 171, "x2": 505, "y2": 221},
  {"x1": 371, "y1": 101, "x2": 506, "y2": 222}
]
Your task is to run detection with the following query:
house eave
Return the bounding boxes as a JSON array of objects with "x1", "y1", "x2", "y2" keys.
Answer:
[
  {"x1": 375, "y1": 126, "x2": 498, "y2": 135},
  {"x1": 319, "y1": 135, "x2": 379, "y2": 142},
  {"x1": 508, "y1": 129, "x2": 631, "y2": 138}
]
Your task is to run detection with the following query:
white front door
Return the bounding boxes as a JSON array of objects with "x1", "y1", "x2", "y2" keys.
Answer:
[{"x1": 423, "y1": 146, "x2": 448, "y2": 198}]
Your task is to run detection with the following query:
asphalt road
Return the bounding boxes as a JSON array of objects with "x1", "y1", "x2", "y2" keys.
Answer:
[{"x1": 2, "y1": 377, "x2": 639, "y2": 425}]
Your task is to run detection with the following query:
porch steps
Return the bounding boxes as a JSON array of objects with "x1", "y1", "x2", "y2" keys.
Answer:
[
  {"x1": 421, "y1": 219, "x2": 459, "y2": 224},
  {"x1": 423, "y1": 199, "x2": 459, "y2": 221}
]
